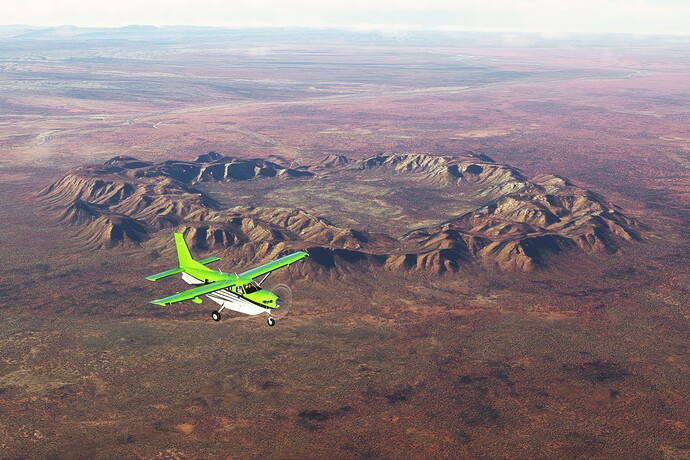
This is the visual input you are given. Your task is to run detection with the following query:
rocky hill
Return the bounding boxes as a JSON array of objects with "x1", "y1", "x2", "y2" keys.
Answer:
[
  {"x1": 38, "y1": 152, "x2": 641, "y2": 272},
  {"x1": 396, "y1": 174, "x2": 640, "y2": 271}
]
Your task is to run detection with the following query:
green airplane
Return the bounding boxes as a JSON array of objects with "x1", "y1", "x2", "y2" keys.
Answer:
[{"x1": 147, "y1": 233, "x2": 309, "y2": 326}]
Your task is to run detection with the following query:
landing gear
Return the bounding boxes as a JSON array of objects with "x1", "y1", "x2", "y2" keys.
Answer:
[
  {"x1": 211, "y1": 310, "x2": 221, "y2": 322},
  {"x1": 267, "y1": 316, "x2": 276, "y2": 327}
]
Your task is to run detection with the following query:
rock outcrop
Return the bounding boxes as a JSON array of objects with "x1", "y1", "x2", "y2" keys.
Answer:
[{"x1": 38, "y1": 152, "x2": 641, "y2": 272}]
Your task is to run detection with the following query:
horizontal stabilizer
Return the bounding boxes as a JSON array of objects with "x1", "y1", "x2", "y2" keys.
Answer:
[
  {"x1": 197, "y1": 256, "x2": 221, "y2": 265},
  {"x1": 146, "y1": 267, "x2": 183, "y2": 281},
  {"x1": 147, "y1": 257, "x2": 220, "y2": 281}
]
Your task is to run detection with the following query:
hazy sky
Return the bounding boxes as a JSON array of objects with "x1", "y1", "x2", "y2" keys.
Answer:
[{"x1": 2, "y1": 0, "x2": 689, "y2": 35}]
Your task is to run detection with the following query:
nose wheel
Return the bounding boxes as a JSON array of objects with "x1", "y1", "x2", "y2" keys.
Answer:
[
  {"x1": 267, "y1": 316, "x2": 276, "y2": 327},
  {"x1": 211, "y1": 311, "x2": 221, "y2": 322}
]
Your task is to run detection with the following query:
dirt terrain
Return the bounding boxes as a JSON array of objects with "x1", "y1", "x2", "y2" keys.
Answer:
[{"x1": 0, "y1": 28, "x2": 688, "y2": 459}]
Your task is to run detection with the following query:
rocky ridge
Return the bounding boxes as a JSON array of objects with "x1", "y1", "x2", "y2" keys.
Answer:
[{"x1": 37, "y1": 152, "x2": 640, "y2": 272}]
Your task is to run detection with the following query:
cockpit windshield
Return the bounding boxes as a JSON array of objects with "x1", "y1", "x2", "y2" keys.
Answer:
[{"x1": 243, "y1": 282, "x2": 261, "y2": 294}]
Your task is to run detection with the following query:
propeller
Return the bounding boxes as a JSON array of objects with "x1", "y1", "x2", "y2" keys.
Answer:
[{"x1": 269, "y1": 284, "x2": 292, "y2": 320}]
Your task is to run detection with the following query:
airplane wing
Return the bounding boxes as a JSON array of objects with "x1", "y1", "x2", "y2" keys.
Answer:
[
  {"x1": 239, "y1": 251, "x2": 309, "y2": 280},
  {"x1": 151, "y1": 277, "x2": 239, "y2": 306}
]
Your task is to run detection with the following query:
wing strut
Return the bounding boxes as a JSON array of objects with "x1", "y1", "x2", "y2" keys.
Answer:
[{"x1": 258, "y1": 272, "x2": 271, "y2": 287}]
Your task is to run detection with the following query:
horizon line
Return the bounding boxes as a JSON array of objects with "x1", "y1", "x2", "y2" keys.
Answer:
[{"x1": 1, "y1": 23, "x2": 689, "y2": 38}]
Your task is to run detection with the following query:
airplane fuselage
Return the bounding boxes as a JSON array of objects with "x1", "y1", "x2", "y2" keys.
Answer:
[{"x1": 181, "y1": 271, "x2": 279, "y2": 316}]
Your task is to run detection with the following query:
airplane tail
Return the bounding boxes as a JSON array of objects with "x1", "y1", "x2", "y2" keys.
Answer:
[
  {"x1": 146, "y1": 233, "x2": 221, "y2": 281},
  {"x1": 175, "y1": 233, "x2": 196, "y2": 269}
]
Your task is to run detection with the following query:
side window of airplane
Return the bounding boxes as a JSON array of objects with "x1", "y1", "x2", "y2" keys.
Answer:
[{"x1": 237, "y1": 286, "x2": 244, "y2": 295}]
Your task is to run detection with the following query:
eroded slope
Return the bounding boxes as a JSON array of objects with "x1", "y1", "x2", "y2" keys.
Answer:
[{"x1": 37, "y1": 152, "x2": 640, "y2": 272}]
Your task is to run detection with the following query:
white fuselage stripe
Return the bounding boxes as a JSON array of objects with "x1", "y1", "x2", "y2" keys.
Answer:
[{"x1": 181, "y1": 273, "x2": 267, "y2": 316}]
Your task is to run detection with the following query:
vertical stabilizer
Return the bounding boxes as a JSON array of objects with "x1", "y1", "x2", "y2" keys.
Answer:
[
  {"x1": 146, "y1": 233, "x2": 217, "y2": 281},
  {"x1": 175, "y1": 233, "x2": 201, "y2": 269}
]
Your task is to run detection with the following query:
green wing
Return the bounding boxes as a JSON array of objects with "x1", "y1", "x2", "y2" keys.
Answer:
[
  {"x1": 151, "y1": 278, "x2": 239, "y2": 306},
  {"x1": 239, "y1": 251, "x2": 309, "y2": 280}
]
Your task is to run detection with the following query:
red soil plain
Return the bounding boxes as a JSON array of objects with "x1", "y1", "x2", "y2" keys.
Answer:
[{"x1": 0, "y1": 28, "x2": 688, "y2": 459}]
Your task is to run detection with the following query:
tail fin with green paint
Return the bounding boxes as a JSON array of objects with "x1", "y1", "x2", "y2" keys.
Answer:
[
  {"x1": 146, "y1": 233, "x2": 221, "y2": 281},
  {"x1": 175, "y1": 233, "x2": 199, "y2": 269}
]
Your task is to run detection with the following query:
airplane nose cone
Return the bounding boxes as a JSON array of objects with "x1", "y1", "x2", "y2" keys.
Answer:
[{"x1": 276, "y1": 298, "x2": 283, "y2": 307}]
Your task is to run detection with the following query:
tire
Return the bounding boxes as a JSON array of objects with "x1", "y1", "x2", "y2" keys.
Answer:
[
  {"x1": 267, "y1": 317, "x2": 276, "y2": 327},
  {"x1": 211, "y1": 311, "x2": 221, "y2": 322}
]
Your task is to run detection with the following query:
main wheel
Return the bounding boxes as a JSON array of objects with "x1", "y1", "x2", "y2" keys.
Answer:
[
  {"x1": 211, "y1": 311, "x2": 221, "y2": 322},
  {"x1": 267, "y1": 317, "x2": 276, "y2": 327}
]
